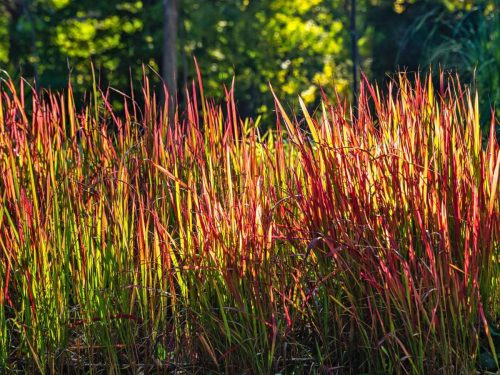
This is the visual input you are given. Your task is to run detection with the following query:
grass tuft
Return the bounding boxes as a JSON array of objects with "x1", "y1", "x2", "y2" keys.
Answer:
[{"x1": 0, "y1": 71, "x2": 498, "y2": 374}]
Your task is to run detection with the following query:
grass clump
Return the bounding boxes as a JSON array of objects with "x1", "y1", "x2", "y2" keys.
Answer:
[{"x1": 0, "y1": 71, "x2": 498, "y2": 374}]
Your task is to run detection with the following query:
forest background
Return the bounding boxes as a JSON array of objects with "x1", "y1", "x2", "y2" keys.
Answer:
[{"x1": 0, "y1": 0, "x2": 498, "y2": 126}]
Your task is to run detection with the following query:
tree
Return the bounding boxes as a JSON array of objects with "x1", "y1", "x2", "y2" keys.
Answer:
[
  {"x1": 350, "y1": 0, "x2": 359, "y2": 113},
  {"x1": 162, "y1": 0, "x2": 177, "y2": 121},
  {"x1": 179, "y1": 0, "x2": 355, "y2": 121}
]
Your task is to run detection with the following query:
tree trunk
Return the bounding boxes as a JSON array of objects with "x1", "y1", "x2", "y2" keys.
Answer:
[
  {"x1": 350, "y1": 0, "x2": 359, "y2": 115},
  {"x1": 23, "y1": 0, "x2": 39, "y2": 83},
  {"x1": 162, "y1": 0, "x2": 178, "y2": 123}
]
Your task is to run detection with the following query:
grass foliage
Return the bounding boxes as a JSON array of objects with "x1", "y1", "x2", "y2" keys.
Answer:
[{"x1": 0, "y1": 71, "x2": 499, "y2": 374}]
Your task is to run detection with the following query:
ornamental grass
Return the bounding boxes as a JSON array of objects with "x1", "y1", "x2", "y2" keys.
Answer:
[{"x1": 0, "y1": 70, "x2": 498, "y2": 374}]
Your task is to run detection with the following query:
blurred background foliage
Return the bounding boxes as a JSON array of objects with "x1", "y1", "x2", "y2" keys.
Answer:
[{"x1": 0, "y1": 0, "x2": 498, "y2": 125}]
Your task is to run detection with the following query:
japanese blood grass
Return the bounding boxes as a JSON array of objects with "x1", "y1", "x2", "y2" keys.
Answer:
[{"x1": 0, "y1": 71, "x2": 498, "y2": 374}]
